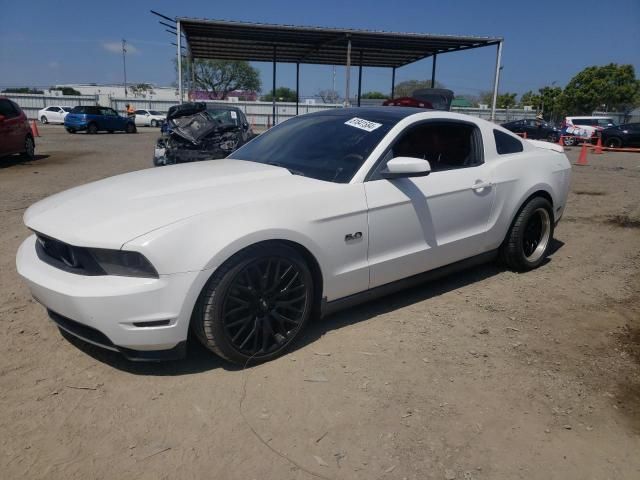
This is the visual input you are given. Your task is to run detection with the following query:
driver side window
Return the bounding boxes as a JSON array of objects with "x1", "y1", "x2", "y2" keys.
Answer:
[{"x1": 369, "y1": 121, "x2": 483, "y2": 180}]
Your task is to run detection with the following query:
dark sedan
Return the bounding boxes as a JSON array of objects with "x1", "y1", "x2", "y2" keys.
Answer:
[
  {"x1": 501, "y1": 119, "x2": 560, "y2": 142},
  {"x1": 600, "y1": 123, "x2": 640, "y2": 148}
]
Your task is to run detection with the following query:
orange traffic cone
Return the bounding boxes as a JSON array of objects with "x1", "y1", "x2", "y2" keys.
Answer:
[
  {"x1": 576, "y1": 143, "x2": 588, "y2": 166},
  {"x1": 557, "y1": 135, "x2": 564, "y2": 146},
  {"x1": 30, "y1": 120, "x2": 40, "y2": 137},
  {"x1": 593, "y1": 136, "x2": 603, "y2": 154}
]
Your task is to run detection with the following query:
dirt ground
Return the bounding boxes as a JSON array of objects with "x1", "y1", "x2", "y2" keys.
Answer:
[{"x1": 1, "y1": 125, "x2": 639, "y2": 480}]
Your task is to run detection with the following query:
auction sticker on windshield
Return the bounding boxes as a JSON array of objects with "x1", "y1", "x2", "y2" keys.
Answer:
[{"x1": 344, "y1": 117, "x2": 383, "y2": 132}]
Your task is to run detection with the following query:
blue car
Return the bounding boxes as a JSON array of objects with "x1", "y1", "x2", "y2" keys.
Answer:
[{"x1": 64, "y1": 106, "x2": 137, "y2": 134}]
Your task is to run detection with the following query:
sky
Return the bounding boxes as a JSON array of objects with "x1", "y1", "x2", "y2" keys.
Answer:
[{"x1": 1, "y1": 0, "x2": 639, "y2": 99}]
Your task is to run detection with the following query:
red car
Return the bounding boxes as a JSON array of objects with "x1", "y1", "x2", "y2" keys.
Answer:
[{"x1": 0, "y1": 97, "x2": 35, "y2": 159}]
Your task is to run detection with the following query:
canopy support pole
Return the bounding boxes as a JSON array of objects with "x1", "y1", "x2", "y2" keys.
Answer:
[
  {"x1": 391, "y1": 67, "x2": 396, "y2": 99},
  {"x1": 295, "y1": 62, "x2": 300, "y2": 115},
  {"x1": 357, "y1": 51, "x2": 363, "y2": 107},
  {"x1": 177, "y1": 20, "x2": 182, "y2": 104},
  {"x1": 431, "y1": 54, "x2": 437, "y2": 87},
  {"x1": 490, "y1": 41, "x2": 503, "y2": 122},
  {"x1": 272, "y1": 45, "x2": 277, "y2": 126},
  {"x1": 345, "y1": 37, "x2": 352, "y2": 106}
]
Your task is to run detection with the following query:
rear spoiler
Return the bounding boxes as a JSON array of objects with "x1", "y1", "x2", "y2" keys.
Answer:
[{"x1": 527, "y1": 139, "x2": 564, "y2": 153}]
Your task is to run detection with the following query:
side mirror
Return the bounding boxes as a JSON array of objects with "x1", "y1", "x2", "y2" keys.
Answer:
[{"x1": 381, "y1": 157, "x2": 431, "y2": 179}]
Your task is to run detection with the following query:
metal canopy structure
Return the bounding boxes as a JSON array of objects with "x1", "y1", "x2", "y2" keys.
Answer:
[{"x1": 171, "y1": 17, "x2": 503, "y2": 121}]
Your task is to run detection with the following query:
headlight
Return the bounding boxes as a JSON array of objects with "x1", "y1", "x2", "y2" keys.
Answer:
[{"x1": 89, "y1": 249, "x2": 159, "y2": 278}]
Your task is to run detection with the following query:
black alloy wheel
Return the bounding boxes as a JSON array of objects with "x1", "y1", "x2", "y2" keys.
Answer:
[
  {"x1": 193, "y1": 243, "x2": 314, "y2": 365},
  {"x1": 223, "y1": 258, "x2": 308, "y2": 355},
  {"x1": 87, "y1": 123, "x2": 98, "y2": 134},
  {"x1": 606, "y1": 137, "x2": 622, "y2": 148},
  {"x1": 500, "y1": 196, "x2": 554, "y2": 271}
]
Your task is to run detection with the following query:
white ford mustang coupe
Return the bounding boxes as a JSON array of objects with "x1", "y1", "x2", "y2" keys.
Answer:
[{"x1": 16, "y1": 108, "x2": 571, "y2": 364}]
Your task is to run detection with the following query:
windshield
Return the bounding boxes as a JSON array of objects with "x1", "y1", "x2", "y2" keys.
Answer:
[
  {"x1": 208, "y1": 109, "x2": 240, "y2": 126},
  {"x1": 229, "y1": 113, "x2": 394, "y2": 183},
  {"x1": 149, "y1": 110, "x2": 163, "y2": 115},
  {"x1": 597, "y1": 118, "x2": 615, "y2": 127}
]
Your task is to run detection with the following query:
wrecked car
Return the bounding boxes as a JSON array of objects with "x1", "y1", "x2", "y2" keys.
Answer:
[{"x1": 153, "y1": 103, "x2": 254, "y2": 166}]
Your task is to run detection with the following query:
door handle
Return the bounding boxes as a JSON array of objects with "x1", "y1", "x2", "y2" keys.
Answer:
[{"x1": 471, "y1": 181, "x2": 492, "y2": 190}]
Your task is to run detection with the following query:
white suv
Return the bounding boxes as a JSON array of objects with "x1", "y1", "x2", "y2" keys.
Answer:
[{"x1": 561, "y1": 116, "x2": 616, "y2": 145}]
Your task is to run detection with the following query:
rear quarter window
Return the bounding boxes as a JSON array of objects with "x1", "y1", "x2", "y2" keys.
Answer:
[{"x1": 494, "y1": 130, "x2": 524, "y2": 155}]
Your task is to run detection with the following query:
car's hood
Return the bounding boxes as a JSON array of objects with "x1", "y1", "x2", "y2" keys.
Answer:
[{"x1": 24, "y1": 160, "x2": 323, "y2": 248}]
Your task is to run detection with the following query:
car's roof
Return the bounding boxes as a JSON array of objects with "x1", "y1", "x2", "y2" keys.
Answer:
[
  {"x1": 305, "y1": 106, "x2": 421, "y2": 121},
  {"x1": 567, "y1": 115, "x2": 614, "y2": 119},
  {"x1": 206, "y1": 105, "x2": 242, "y2": 112}
]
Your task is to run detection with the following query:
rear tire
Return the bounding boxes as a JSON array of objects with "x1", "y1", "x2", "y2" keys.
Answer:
[
  {"x1": 500, "y1": 197, "x2": 554, "y2": 272},
  {"x1": 192, "y1": 243, "x2": 314, "y2": 365},
  {"x1": 87, "y1": 123, "x2": 98, "y2": 134},
  {"x1": 126, "y1": 123, "x2": 136, "y2": 134},
  {"x1": 40, "y1": 116, "x2": 48, "y2": 124}
]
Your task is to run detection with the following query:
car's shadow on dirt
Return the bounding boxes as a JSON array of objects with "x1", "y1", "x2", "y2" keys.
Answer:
[
  {"x1": 0, "y1": 155, "x2": 50, "y2": 169},
  {"x1": 64, "y1": 240, "x2": 565, "y2": 375}
]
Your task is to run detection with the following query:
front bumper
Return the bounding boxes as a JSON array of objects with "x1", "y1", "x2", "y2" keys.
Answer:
[
  {"x1": 16, "y1": 235, "x2": 200, "y2": 361},
  {"x1": 64, "y1": 121, "x2": 88, "y2": 131}
]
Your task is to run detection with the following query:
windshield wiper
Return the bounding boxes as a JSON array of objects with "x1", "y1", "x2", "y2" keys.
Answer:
[{"x1": 265, "y1": 161, "x2": 306, "y2": 177}]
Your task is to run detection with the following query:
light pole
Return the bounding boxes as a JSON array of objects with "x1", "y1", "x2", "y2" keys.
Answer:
[{"x1": 122, "y1": 39, "x2": 128, "y2": 98}]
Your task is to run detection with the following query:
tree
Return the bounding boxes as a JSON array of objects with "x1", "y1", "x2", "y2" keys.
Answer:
[
  {"x1": 318, "y1": 89, "x2": 340, "y2": 104},
  {"x1": 361, "y1": 91, "x2": 387, "y2": 99},
  {"x1": 480, "y1": 91, "x2": 518, "y2": 108},
  {"x1": 129, "y1": 83, "x2": 155, "y2": 98},
  {"x1": 2, "y1": 87, "x2": 44, "y2": 94},
  {"x1": 49, "y1": 86, "x2": 81, "y2": 96},
  {"x1": 561, "y1": 63, "x2": 640, "y2": 114},
  {"x1": 176, "y1": 58, "x2": 261, "y2": 99},
  {"x1": 520, "y1": 90, "x2": 541, "y2": 109},
  {"x1": 393, "y1": 79, "x2": 445, "y2": 98},
  {"x1": 262, "y1": 87, "x2": 297, "y2": 102}
]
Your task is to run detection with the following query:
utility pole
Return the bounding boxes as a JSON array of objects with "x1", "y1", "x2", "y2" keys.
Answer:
[{"x1": 122, "y1": 39, "x2": 128, "y2": 98}]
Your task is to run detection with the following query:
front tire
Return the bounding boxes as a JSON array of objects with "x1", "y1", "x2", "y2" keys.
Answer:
[
  {"x1": 193, "y1": 243, "x2": 314, "y2": 365},
  {"x1": 87, "y1": 123, "x2": 98, "y2": 134},
  {"x1": 20, "y1": 136, "x2": 35, "y2": 159},
  {"x1": 606, "y1": 137, "x2": 622, "y2": 148},
  {"x1": 500, "y1": 197, "x2": 554, "y2": 271},
  {"x1": 150, "y1": 119, "x2": 157, "y2": 127}
]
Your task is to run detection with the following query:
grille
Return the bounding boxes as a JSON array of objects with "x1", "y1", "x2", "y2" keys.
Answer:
[{"x1": 48, "y1": 310, "x2": 115, "y2": 349}]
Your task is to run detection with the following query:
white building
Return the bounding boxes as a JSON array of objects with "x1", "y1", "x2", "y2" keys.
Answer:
[{"x1": 49, "y1": 84, "x2": 179, "y2": 105}]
